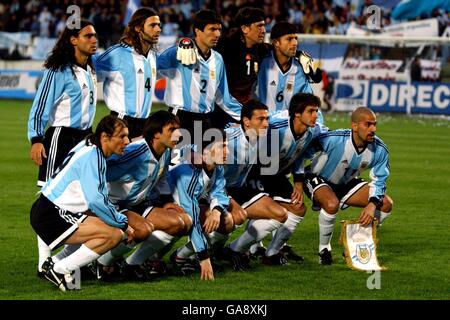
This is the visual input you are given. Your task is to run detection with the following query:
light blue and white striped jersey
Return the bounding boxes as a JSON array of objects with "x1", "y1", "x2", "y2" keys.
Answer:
[
  {"x1": 42, "y1": 140, "x2": 128, "y2": 229},
  {"x1": 267, "y1": 114, "x2": 328, "y2": 175},
  {"x1": 93, "y1": 44, "x2": 157, "y2": 119},
  {"x1": 28, "y1": 65, "x2": 97, "y2": 141},
  {"x1": 157, "y1": 45, "x2": 242, "y2": 120},
  {"x1": 223, "y1": 126, "x2": 259, "y2": 188},
  {"x1": 255, "y1": 53, "x2": 323, "y2": 123},
  {"x1": 311, "y1": 129, "x2": 390, "y2": 203},
  {"x1": 169, "y1": 164, "x2": 229, "y2": 255},
  {"x1": 106, "y1": 138, "x2": 172, "y2": 208}
]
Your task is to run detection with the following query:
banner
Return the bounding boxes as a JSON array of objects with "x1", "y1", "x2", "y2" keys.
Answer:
[
  {"x1": 420, "y1": 59, "x2": 442, "y2": 81},
  {"x1": 340, "y1": 58, "x2": 403, "y2": 80},
  {"x1": 334, "y1": 79, "x2": 450, "y2": 114},
  {"x1": 0, "y1": 69, "x2": 43, "y2": 99},
  {"x1": 346, "y1": 18, "x2": 439, "y2": 38}
]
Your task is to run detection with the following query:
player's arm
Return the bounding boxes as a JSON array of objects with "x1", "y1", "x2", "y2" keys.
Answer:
[
  {"x1": 156, "y1": 45, "x2": 180, "y2": 78},
  {"x1": 82, "y1": 150, "x2": 128, "y2": 230},
  {"x1": 215, "y1": 60, "x2": 242, "y2": 121},
  {"x1": 359, "y1": 146, "x2": 390, "y2": 226},
  {"x1": 92, "y1": 49, "x2": 121, "y2": 82},
  {"x1": 28, "y1": 69, "x2": 65, "y2": 165},
  {"x1": 204, "y1": 166, "x2": 230, "y2": 233},
  {"x1": 175, "y1": 169, "x2": 214, "y2": 280},
  {"x1": 173, "y1": 168, "x2": 210, "y2": 258}
]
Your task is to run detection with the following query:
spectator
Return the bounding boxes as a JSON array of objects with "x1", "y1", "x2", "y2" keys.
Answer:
[{"x1": 410, "y1": 55, "x2": 422, "y2": 82}]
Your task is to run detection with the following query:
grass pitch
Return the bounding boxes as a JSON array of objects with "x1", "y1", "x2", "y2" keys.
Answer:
[{"x1": 0, "y1": 99, "x2": 449, "y2": 300}]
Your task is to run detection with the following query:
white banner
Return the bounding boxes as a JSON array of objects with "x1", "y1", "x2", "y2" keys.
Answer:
[
  {"x1": 420, "y1": 59, "x2": 441, "y2": 80},
  {"x1": 340, "y1": 58, "x2": 403, "y2": 80},
  {"x1": 383, "y1": 18, "x2": 439, "y2": 37}
]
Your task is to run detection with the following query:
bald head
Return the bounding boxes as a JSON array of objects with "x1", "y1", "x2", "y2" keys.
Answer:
[{"x1": 351, "y1": 107, "x2": 376, "y2": 123}]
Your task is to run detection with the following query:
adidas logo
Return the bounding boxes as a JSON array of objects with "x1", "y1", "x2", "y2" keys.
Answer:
[
  {"x1": 270, "y1": 80, "x2": 276, "y2": 86},
  {"x1": 137, "y1": 69, "x2": 143, "y2": 74},
  {"x1": 82, "y1": 84, "x2": 88, "y2": 89}
]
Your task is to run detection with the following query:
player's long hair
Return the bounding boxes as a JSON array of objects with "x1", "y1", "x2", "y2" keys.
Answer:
[
  {"x1": 86, "y1": 115, "x2": 128, "y2": 149},
  {"x1": 121, "y1": 7, "x2": 159, "y2": 56},
  {"x1": 44, "y1": 19, "x2": 95, "y2": 73}
]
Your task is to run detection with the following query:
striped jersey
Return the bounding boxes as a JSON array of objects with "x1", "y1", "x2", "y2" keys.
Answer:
[
  {"x1": 223, "y1": 126, "x2": 259, "y2": 188},
  {"x1": 169, "y1": 164, "x2": 229, "y2": 256},
  {"x1": 157, "y1": 45, "x2": 242, "y2": 120},
  {"x1": 311, "y1": 129, "x2": 390, "y2": 203},
  {"x1": 28, "y1": 64, "x2": 97, "y2": 142},
  {"x1": 256, "y1": 53, "x2": 324, "y2": 123},
  {"x1": 106, "y1": 138, "x2": 172, "y2": 208},
  {"x1": 42, "y1": 140, "x2": 128, "y2": 229},
  {"x1": 93, "y1": 44, "x2": 157, "y2": 119},
  {"x1": 266, "y1": 114, "x2": 328, "y2": 175}
]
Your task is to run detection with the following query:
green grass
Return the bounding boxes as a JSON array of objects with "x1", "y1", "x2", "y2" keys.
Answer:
[{"x1": 0, "y1": 99, "x2": 449, "y2": 300}]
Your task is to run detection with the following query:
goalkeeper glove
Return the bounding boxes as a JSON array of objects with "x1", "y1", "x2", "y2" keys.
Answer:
[
  {"x1": 176, "y1": 38, "x2": 197, "y2": 65},
  {"x1": 296, "y1": 50, "x2": 323, "y2": 83}
]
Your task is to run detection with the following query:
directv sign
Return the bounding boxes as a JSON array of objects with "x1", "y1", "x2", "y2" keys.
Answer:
[{"x1": 334, "y1": 80, "x2": 450, "y2": 115}]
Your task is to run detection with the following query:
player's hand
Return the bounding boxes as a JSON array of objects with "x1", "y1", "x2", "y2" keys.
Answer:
[
  {"x1": 176, "y1": 38, "x2": 197, "y2": 65},
  {"x1": 203, "y1": 208, "x2": 221, "y2": 234},
  {"x1": 124, "y1": 225, "x2": 136, "y2": 244},
  {"x1": 163, "y1": 202, "x2": 185, "y2": 213},
  {"x1": 291, "y1": 182, "x2": 304, "y2": 205},
  {"x1": 30, "y1": 142, "x2": 47, "y2": 166},
  {"x1": 358, "y1": 203, "x2": 376, "y2": 226},
  {"x1": 199, "y1": 258, "x2": 215, "y2": 281}
]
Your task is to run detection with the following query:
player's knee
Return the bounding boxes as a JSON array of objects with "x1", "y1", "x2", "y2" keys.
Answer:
[
  {"x1": 106, "y1": 228, "x2": 123, "y2": 249},
  {"x1": 287, "y1": 203, "x2": 306, "y2": 217},
  {"x1": 133, "y1": 224, "x2": 152, "y2": 242},
  {"x1": 171, "y1": 215, "x2": 187, "y2": 235},
  {"x1": 323, "y1": 199, "x2": 339, "y2": 215},
  {"x1": 221, "y1": 214, "x2": 235, "y2": 234},
  {"x1": 270, "y1": 205, "x2": 288, "y2": 223},
  {"x1": 179, "y1": 213, "x2": 192, "y2": 235},
  {"x1": 231, "y1": 208, "x2": 247, "y2": 226}
]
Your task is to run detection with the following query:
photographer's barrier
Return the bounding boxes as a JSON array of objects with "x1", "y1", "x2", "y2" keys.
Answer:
[{"x1": 334, "y1": 79, "x2": 450, "y2": 115}]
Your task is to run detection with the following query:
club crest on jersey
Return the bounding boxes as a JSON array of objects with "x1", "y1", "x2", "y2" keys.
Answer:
[
  {"x1": 210, "y1": 70, "x2": 215, "y2": 80},
  {"x1": 356, "y1": 244, "x2": 371, "y2": 264},
  {"x1": 152, "y1": 68, "x2": 156, "y2": 77},
  {"x1": 286, "y1": 82, "x2": 293, "y2": 92},
  {"x1": 254, "y1": 62, "x2": 258, "y2": 74}
]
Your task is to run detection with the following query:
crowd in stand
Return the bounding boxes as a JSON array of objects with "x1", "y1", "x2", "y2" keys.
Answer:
[{"x1": 1, "y1": 0, "x2": 448, "y2": 46}]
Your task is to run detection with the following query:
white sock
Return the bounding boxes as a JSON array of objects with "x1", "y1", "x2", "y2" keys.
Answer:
[
  {"x1": 374, "y1": 210, "x2": 391, "y2": 225},
  {"x1": 208, "y1": 231, "x2": 228, "y2": 246},
  {"x1": 53, "y1": 244, "x2": 80, "y2": 263},
  {"x1": 176, "y1": 241, "x2": 195, "y2": 259},
  {"x1": 97, "y1": 242, "x2": 136, "y2": 266},
  {"x1": 53, "y1": 244, "x2": 100, "y2": 274},
  {"x1": 230, "y1": 219, "x2": 282, "y2": 253},
  {"x1": 266, "y1": 212, "x2": 303, "y2": 256},
  {"x1": 148, "y1": 236, "x2": 179, "y2": 261},
  {"x1": 318, "y1": 209, "x2": 336, "y2": 252},
  {"x1": 249, "y1": 241, "x2": 265, "y2": 254},
  {"x1": 37, "y1": 236, "x2": 51, "y2": 271},
  {"x1": 126, "y1": 231, "x2": 173, "y2": 266}
]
